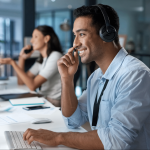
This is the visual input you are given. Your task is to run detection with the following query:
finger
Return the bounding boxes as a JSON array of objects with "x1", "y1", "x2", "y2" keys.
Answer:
[
  {"x1": 26, "y1": 133, "x2": 32, "y2": 141},
  {"x1": 61, "y1": 58, "x2": 71, "y2": 67},
  {"x1": 68, "y1": 46, "x2": 76, "y2": 53},
  {"x1": 66, "y1": 52, "x2": 75, "y2": 65},
  {"x1": 74, "y1": 51, "x2": 79, "y2": 64},
  {"x1": 28, "y1": 136, "x2": 34, "y2": 145},
  {"x1": 64, "y1": 54, "x2": 73, "y2": 65},
  {"x1": 57, "y1": 57, "x2": 70, "y2": 67},
  {"x1": 23, "y1": 45, "x2": 29, "y2": 51},
  {"x1": 23, "y1": 128, "x2": 32, "y2": 140},
  {"x1": 23, "y1": 129, "x2": 29, "y2": 140},
  {"x1": 21, "y1": 45, "x2": 31, "y2": 54}
]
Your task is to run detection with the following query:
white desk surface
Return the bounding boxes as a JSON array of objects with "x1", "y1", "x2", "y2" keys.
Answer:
[{"x1": 0, "y1": 77, "x2": 86, "y2": 149}]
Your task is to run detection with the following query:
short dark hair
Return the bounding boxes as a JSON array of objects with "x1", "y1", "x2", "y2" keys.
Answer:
[
  {"x1": 73, "y1": 4, "x2": 120, "y2": 45},
  {"x1": 35, "y1": 25, "x2": 62, "y2": 63}
]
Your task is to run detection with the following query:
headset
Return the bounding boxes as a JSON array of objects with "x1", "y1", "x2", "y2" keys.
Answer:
[{"x1": 94, "y1": 5, "x2": 117, "y2": 42}]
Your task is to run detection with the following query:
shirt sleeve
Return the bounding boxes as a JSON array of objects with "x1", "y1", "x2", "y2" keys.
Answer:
[
  {"x1": 97, "y1": 70, "x2": 150, "y2": 149},
  {"x1": 29, "y1": 61, "x2": 40, "y2": 76},
  {"x1": 39, "y1": 52, "x2": 62, "y2": 79},
  {"x1": 62, "y1": 90, "x2": 89, "y2": 129}
]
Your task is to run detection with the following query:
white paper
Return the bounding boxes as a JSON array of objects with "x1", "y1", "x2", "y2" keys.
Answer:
[
  {"x1": 10, "y1": 97, "x2": 45, "y2": 106},
  {"x1": 0, "y1": 106, "x2": 15, "y2": 112},
  {"x1": 0, "y1": 88, "x2": 27, "y2": 95},
  {"x1": 0, "y1": 113, "x2": 33, "y2": 125}
]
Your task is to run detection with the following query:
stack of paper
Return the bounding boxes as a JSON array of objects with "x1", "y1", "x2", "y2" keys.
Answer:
[
  {"x1": 0, "y1": 113, "x2": 33, "y2": 126},
  {"x1": 0, "y1": 88, "x2": 27, "y2": 95},
  {"x1": 9, "y1": 97, "x2": 45, "y2": 106}
]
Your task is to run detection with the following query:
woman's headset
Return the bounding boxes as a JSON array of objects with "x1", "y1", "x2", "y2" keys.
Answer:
[{"x1": 94, "y1": 5, "x2": 117, "y2": 42}]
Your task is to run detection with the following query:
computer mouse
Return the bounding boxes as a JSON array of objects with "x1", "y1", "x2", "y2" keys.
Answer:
[{"x1": 30, "y1": 118, "x2": 52, "y2": 124}]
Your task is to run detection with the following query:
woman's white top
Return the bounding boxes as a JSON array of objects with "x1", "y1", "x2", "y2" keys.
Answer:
[{"x1": 29, "y1": 51, "x2": 63, "y2": 100}]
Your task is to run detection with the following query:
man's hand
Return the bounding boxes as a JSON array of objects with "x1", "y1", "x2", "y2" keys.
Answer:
[
  {"x1": 23, "y1": 128, "x2": 60, "y2": 146},
  {"x1": 23, "y1": 128, "x2": 104, "y2": 150},
  {"x1": 0, "y1": 58, "x2": 14, "y2": 65},
  {"x1": 57, "y1": 47, "x2": 79, "y2": 79}
]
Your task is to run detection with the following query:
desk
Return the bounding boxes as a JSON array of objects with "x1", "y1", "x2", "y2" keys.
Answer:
[{"x1": 0, "y1": 77, "x2": 87, "y2": 150}]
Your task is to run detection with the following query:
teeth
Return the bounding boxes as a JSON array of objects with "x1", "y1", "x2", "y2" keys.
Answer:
[{"x1": 79, "y1": 50, "x2": 84, "y2": 54}]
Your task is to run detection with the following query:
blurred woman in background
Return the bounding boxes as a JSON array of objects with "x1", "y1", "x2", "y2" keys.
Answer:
[{"x1": 0, "y1": 25, "x2": 63, "y2": 107}]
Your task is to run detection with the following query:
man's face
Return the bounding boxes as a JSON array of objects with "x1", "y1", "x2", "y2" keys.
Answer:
[{"x1": 73, "y1": 16, "x2": 103, "y2": 63}]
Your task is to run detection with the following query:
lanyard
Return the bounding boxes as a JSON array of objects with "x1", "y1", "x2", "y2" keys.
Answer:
[{"x1": 92, "y1": 79, "x2": 109, "y2": 126}]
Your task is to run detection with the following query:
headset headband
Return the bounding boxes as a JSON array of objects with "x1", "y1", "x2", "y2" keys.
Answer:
[
  {"x1": 92, "y1": 4, "x2": 117, "y2": 42},
  {"x1": 93, "y1": 5, "x2": 112, "y2": 33}
]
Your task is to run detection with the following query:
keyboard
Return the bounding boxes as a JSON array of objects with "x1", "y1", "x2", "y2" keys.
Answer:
[{"x1": 4, "y1": 131, "x2": 42, "y2": 149}]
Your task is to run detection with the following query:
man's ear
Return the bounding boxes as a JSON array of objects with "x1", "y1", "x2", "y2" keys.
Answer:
[{"x1": 45, "y1": 35, "x2": 51, "y2": 43}]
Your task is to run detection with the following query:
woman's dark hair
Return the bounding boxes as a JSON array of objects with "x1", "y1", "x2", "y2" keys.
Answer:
[
  {"x1": 35, "y1": 25, "x2": 62, "y2": 63},
  {"x1": 73, "y1": 4, "x2": 120, "y2": 45}
]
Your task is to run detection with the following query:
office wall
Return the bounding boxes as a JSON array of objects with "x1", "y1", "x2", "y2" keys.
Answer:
[{"x1": 117, "y1": 10, "x2": 137, "y2": 44}]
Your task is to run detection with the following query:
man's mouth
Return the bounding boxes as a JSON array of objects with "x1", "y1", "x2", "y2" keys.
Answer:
[
  {"x1": 79, "y1": 50, "x2": 85, "y2": 54},
  {"x1": 78, "y1": 49, "x2": 86, "y2": 57},
  {"x1": 75, "y1": 46, "x2": 87, "y2": 56}
]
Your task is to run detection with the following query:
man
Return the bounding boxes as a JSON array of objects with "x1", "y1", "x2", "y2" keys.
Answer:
[{"x1": 23, "y1": 4, "x2": 150, "y2": 150}]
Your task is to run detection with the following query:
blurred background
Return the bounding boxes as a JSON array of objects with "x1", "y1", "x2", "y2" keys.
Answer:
[{"x1": 0, "y1": 0, "x2": 150, "y2": 97}]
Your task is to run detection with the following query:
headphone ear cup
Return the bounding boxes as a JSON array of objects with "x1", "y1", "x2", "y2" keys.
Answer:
[{"x1": 99, "y1": 25, "x2": 117, "y2": 42}]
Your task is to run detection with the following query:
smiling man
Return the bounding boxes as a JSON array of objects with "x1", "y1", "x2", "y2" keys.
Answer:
[{"x1": 23, "y1": 4, "x2": 150, "y2": 150}]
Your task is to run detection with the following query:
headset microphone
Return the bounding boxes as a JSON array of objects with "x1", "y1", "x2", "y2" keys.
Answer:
[{"x1": 94, "y1": 5, "x2": 117, "y2": 42}]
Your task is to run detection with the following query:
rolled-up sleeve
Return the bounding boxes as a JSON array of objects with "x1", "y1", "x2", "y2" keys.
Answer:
[
  {"x1": 98, "y1": 70, "x2": 150, "y2": 149},
  {"x1": 62, "y1": 90, "x2": 89, "y2": 129}
]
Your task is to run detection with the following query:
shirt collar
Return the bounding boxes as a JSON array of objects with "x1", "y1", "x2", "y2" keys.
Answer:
[
  {"x1": 43, "y1": 57, "x2": 47, "y2": 61},
  {"x1": 101, "y1": 47, "x2": 128, "y2": 80}
]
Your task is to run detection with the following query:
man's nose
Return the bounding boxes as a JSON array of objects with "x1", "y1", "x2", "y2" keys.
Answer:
[{"x1": 73, "y1": 36, "x2": 81, "y2": 48}]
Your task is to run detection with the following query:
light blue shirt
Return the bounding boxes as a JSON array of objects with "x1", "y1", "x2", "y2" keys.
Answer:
[{"x1": 62, "y1": 48, "x2": 150, "y2": 149}]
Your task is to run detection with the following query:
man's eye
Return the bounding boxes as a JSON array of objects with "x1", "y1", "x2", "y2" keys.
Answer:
[{"x1": 80, "y1": 33, "x2": 84, "y2": 36}]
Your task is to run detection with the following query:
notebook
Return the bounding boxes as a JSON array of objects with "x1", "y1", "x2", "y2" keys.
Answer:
[
  {"x1": 0, "y1": 76, "x2": 8, "y2": 80},
  {"x1": 0, "y1": 93, "x2": 43, "y2": 101},
  {"x1": 9, "y1": 97, "x2": 45, "y2": 106}
]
